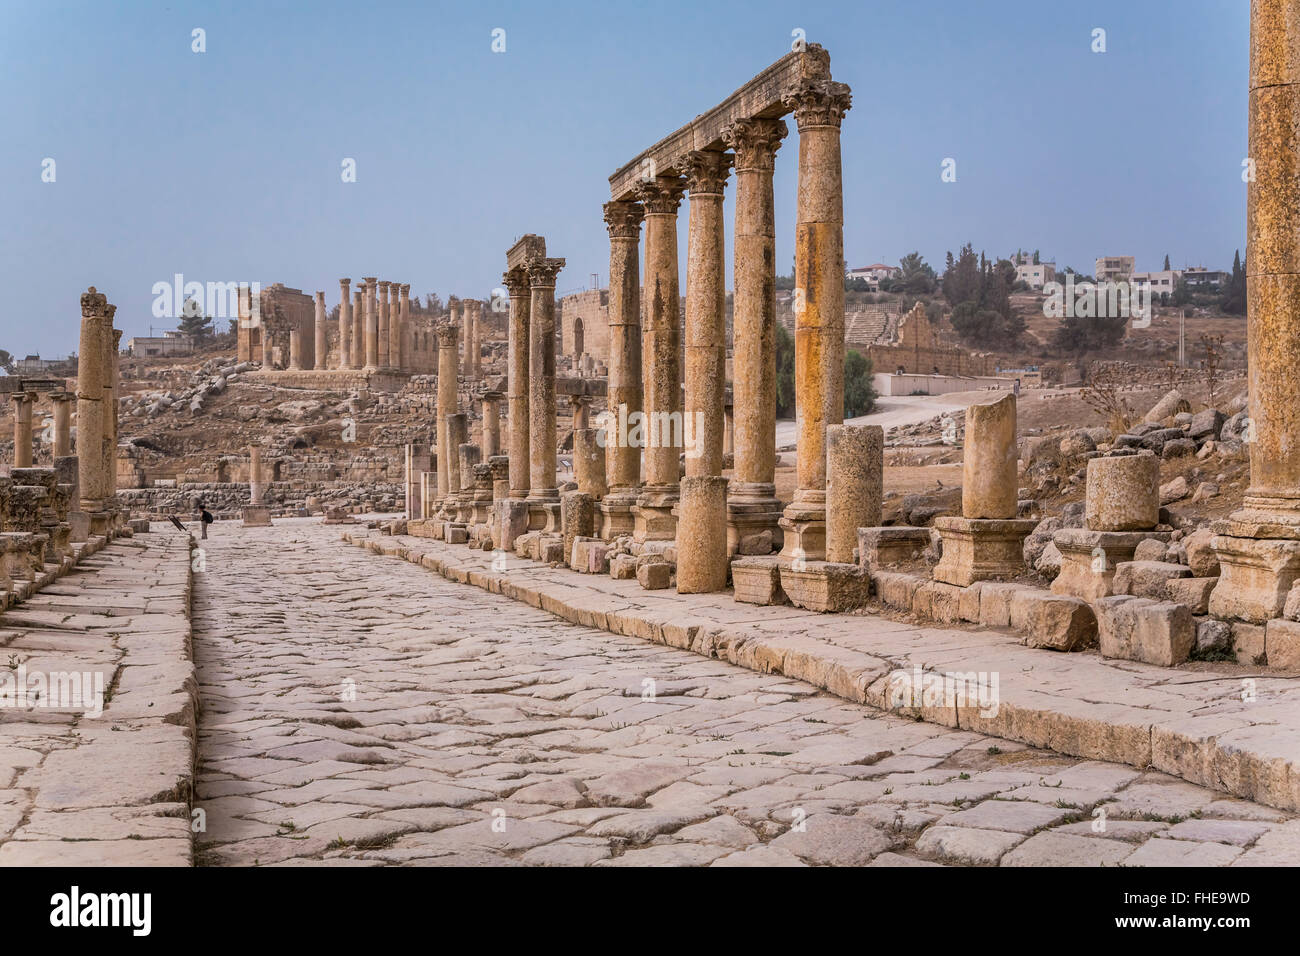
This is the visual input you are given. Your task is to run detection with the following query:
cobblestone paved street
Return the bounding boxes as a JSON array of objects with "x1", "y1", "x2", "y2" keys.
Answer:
[{"x1": 192, "y1": 521, "x2": 1300, "y2": 866}]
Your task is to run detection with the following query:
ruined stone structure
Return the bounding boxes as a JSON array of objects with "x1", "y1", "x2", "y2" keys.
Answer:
[
  {"x1": 237, "y1": 284, "x2": 314, "y2": 369},
  {"x1": 557, "y1": 290, "x2": 610, "y2": 366},
  {"x1": 867, "y1": 302, "x2": 996, "y2": 378}
]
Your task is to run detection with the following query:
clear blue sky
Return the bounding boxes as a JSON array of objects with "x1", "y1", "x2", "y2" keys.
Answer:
[{"x1": 0, "y1": 0, "x2": 1249, "y2": 357}]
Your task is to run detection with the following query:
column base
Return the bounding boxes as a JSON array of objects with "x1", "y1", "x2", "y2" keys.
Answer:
[
  {"x1": 1051, "y1": 528, "x2": 1171, "y2": 601},
  {"x1": 856, "y1": 526, "x2": 932, "y2": 570},
  {"x1": 779, "y1": 560, "x2": 872, "y2": 613},
  {"x1": 242, "y1": 507, "x2": 273, "y2": 527},
  {"x1": 599, "y1": 488, "x2": 640, "y2": 540},
  {"x1": 932, "y1": 516, "x2": 1037, "y2": 587},
  {"x1": 633, "y1": 486, "x2": 678, "y2": 542},
  {"x1": 727, "y1": 485, "x2": 783, "y2": 556},
  {"x1": 1208, "y1": 519, "x2": 1300, "y2": 622},
  {"x1": 778, "y1": 493, "x2": 826, "y2": 563},
  {"x1": 496, "y1": 499, "x2": 531, "y2": 552},
  {"x1": 731, "y1": 555, "x2": 789, "y2": 606},
  {"x1": 526, "y1": 494, "x2": 561, "y2": 533}
]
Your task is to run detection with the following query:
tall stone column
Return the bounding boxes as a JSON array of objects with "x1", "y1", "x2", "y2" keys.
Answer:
[
  {"x1": 503, "y1": 273, "x2": 531, "y2": 498},
  {"x1": 436, "y1": 324, "x2": 459, "y2": 506},
  {"x1": 1210, "y1": 0, "x2": 1300, "y2": 622},
  {"x1": 313, "y1": 291, "x2": 326, "y2": 370},
  {"x1": 526, "y1": 257, "x2": 565, "y2": 529},
  {"x1": 363, "y1": 277, "x2": 379, "y2": 371},
  {"x1": 11, "y1": 393, "x2": 34, "y2": 468},
  {"x1": 723, "y1": 117, "x2": 787, "y2": 555},
  {"x1": 288, "y1": 329, "x2": 302, "y2": 370},
  {"x1": 599, "y1": 200, "x2": 644, "y2": 539},
  {"x1": 351, "y1": 288, "x2": 364, "y2": 369},
  {"x1": 778, "y1": 76, "x2": 852, "y2": 562},
  {"x1": 106, "y1": 327, "x2": 122, "y2": 526},
  {"x1": 394, "y1": 284, "x2": 409, "y2": 371},
  {"x1": 633, "y1": 175, "x2": 687, "y2": 542},
  {"x1": 481, "y1": 391, "x2": 501, "y2": 458},
  {"x1": 51, "y1": 392, "x2": 72, "y2": 458},
  {"x1": 460, "y1": 299, "x2": 474, "y2": 378},
  {"x1": 249, "y1": 446, "x2": 265, "y2": 505},
  {"x1": 76, "y1": 288, "x2": 112, "y2": 534},
  {"x1": 377, "y1": 281, "x2": 391, "y2": 370},
  {"x1": 683, "y1": 149, "x2": 732, "y2": 480},
  {"x1": 338, "y1": 279, "x2": 352, "y2": 370}
]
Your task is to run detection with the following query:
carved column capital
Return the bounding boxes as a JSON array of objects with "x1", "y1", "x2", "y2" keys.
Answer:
[
  {"x1": 684, "y1": 149, "x2": 733, "y2": 196},
  {"x1": 502, "y1": 268, "x2": 530, "y2": 297},
  {"x1": 80, "y1": 286, "x2": 109, "y2": 318},
  {"x1": 603, "y1": 200, "x2": 645, "y2": 239},
  {"x1": 634, "y1": 175, "x2": 688, "y2": 215},
  {"x1": 722, "y1": 118, "x2": 788, "y2": 171},
  {"x1": 782, "y1": 77, "x2": 852, "y2": 129},
  {"x1": 526, "y1": 256, "x2": 566, "y2": 288},
  {"x1": 436, "y1": 324, "x2": 458, "y2": 348}
]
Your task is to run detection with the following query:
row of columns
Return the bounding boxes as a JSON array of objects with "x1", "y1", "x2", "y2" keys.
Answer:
[
  {"x1": 10, "y1": 391, "x2": 75, "y2": 468},
  {"x1": 595, "y1": 76, "x2": 850, "y2": 582}
]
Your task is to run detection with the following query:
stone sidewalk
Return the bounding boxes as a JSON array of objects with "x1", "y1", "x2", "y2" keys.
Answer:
[
  {"x1": 195, "y1": 522, "x2": 1297, "y2": 866},
  {"x1": 0, "y1": 529, "x2": 197, "y2": 865},
  {"x1": 348, "y1": 527, "x2": 1300, "y2": 814}
]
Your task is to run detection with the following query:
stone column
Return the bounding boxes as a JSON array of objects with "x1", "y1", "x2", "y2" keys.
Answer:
[
  {"x1": 778, "y1": 77, "x2": 852, "y2": 563},
  {"x1": 288, "y1": 329, "x2": 302, "y2": 371},
  {"x1": 633, "y1": 175, "x2": 687, "y2": 542},
  {"x1": 377, "y1": 281, "x2": 391, "y2": 370},
  {"x1": 488, "y1": 455, "x2": 511, "y2": 548},
  {"x1": 363, "y1": 277, "x2": 379, "y2": 371},
  {"x1": 394, "y1": 284, "x2": 409, "y2": 371},
  {"x1": 526, "y1": 257, "x2": 565, "y2": 529},
  {"x1": 313, "y1": 291, "x2": 326, "y2": 370},
  {"x1": 932, "y1": 394, "x2": 1035, "y2": 587},
  {"x1": 108, "y1": 328, "x2": 121, "y2": 525},
  {"x1": 723, "y1": 118, "x2": 787, "y2": 554},
  {"x1": 570, "y1": 395, "x2": 590, "y2": 432},
  {"x1": 51, "y1": 392, "x2": 72, "y2": 458},
  {"x1": 351, "y1": 287, "x2": 365, "y2": 369},
  {"x1": 1209, "y1": 0, "x2": 1300, "y2": 621},
  {"x1": 503, "y1": 273, "x2": 531, "y2": 498},
  {"x1": 599, "y1": 200, "x2": 644, "y2": 539},
  {"x1": 677, "y1": 476, "x2": 730, "y2": 593},
  {"x1": 249, "y1": 446, "x2": 265, "y2": 505},
  {"x1": 575, "y1": 427, "x2": 608, "y2": 500},
  {"x1": 338, "y1": 279, "x2": 352, "y2": 370},
  {"x1": 468, "y1": 300, "x2": 481, "y2": 379},
  {"x1": 11, "y1": 393, "x2": 34, "y2": 468},
  {"x1": 481, "y1": 391, "x2": 501, "y2": 458},
  {"x1": 456, "y1": 439, "x2": 480, "y2": 524},
  {"x1": 436, "y1": 324, "x2": 459, "y2": 505},
  {"x1": 446, "y1": 414, "x2": 468, "y2": 517},
  {"x1": 76, "y1": 289, "x2": 112, "y2": 535},
  {"x1": 825, "y1": 424, "x2": 883, "y2": 564},
  {"x1": 457, "y1": 298, "x2": 471, "y2": 377},
  {"x1": 684, "y1": 150, "x2": 732, "y2": 479}
]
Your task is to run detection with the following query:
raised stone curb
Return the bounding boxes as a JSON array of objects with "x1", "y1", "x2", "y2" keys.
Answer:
[
  {"x1": 346, "y1": 529, "x2": 1300, "y2": 813},
  {"x1": 0, "y1": 527, "x2": 198, "y2": 865}
]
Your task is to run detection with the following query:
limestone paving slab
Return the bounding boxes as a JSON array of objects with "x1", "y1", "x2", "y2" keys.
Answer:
[{"x1": 180, "y1": 520, "x2": 1297, "y2": 867}]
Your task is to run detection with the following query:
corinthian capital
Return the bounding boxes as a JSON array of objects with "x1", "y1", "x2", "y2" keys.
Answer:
[
  {"x1": 684, "y1": 150, "x2": 733, "y2": 196},
  {"x1": 782, "y1": 77, "x2": 852, "y2": 129},
  {"x1": 526, "y1": 256, "x2": 566, "y2": 288},
  {"x1": 80, "y1": 286, "x2": 109, "y2": 318},
  {"x1": 602, "y1": 200, "x2": 644, "y2": 239},
  {"x1": 502, "y1": 268, "x2": 530, "y2": 298},
  {"x1": 722, "y1": 118, "x2": 788, "y2": 172},
  {"x1": 633, "y1": 175, "x2": 688, "y2": 215},
  {"x1": 436, "y1": 324, "x2": 458, "y2": 347}
]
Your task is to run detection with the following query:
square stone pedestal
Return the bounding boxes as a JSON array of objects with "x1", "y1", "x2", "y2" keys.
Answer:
[
  {"x1": 1208, "y1": 530, "x2": 1300, "y2": 623},
  {"x1": 633, "y1": 487, "x2": 678, "y2": 542},
  {"x1": 497, "y1": 499, "x2": 530, "y2": 551},
  {"x1": 241, "y1": 507, "x2": 272, "y2": 527},
  {"x1": 731, "y1": 556, "x2": 788, "y2": 606},
  {"x1": 856, "y1": 526, "x2": 932, "y2": 570},
  {"x1": 779, "y1": 561, "x2": 871, "y2": 613},
  {"x1": 726, "y1": 492, "x2": 783, "y2": 556},
  {"x1": 527, "y1": 500, "x2": 561, "y2": 534},
  {"x1": 932, "y1": 517, "x2": 1036, "y2": 587},
  {"x1": 1051, "y1": 528, "x2": 1172, "y2": 601},
  {"x1": 778, "y1": 499, "x2": 826, "y2": 563},
  {"x1": 599, "y1": 491, "x2": 638, "y2": 540}
]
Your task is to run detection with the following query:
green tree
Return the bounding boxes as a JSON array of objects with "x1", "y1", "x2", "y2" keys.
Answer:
[
  {"x1": 843, "y1": 349, "x2": 877, "y2": 417},
  {"x1": 1163, "y1": 253, "x2": 1171, "y2": 270},
  {"x1": 178, "y1": 301, "x2": 215, "y2": 345},
  {"x1": 941, "y1": 243, "x2": 979, "y2": 307},
  {"x1": 775, "y1": 321, "x2": 796, "y2": 418},
  {"x1": 898, "y1": 252, "x2": 936, "y2": 294},
  {"x1": 1221, "y1": 249, "x2": 1246, "y2": 315}
]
